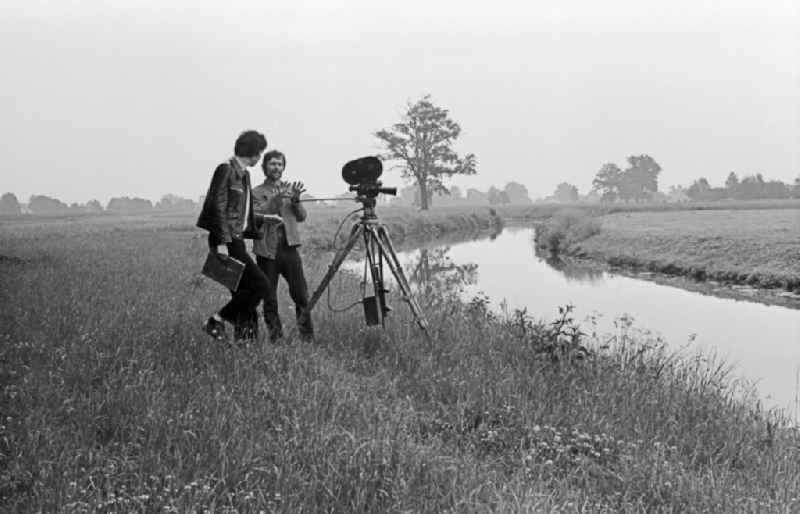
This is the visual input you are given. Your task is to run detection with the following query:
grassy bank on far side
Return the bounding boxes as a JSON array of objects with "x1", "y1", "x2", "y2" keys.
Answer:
[
  {"x1": 535, "y1": 208, "x2": 800, "y2": 293},
  {"x1": 1, "y1": 211, "x2": 799, "y2": 511},
  {"x1": 496, "y1": 198, "x2": 800, "y2": 222},
  {"x1": 300, "y1": 204, "x2": 504, "y2": 250}
]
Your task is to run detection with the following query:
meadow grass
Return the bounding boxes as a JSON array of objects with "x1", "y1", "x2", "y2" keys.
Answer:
[
  {"x1": 495, "y1": 198, "x2": 800, "y2": 222},
  {"x1": 1, "y1": 208, "x2": 799, "y2": 512},
  {"x1": 557, "y1": 209, "x2": 800, "y2": 292}
]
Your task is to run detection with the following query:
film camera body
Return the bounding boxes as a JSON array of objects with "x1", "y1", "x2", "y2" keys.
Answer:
[
  {"x1": 299, "y1": 155, "x2": 429, "y2": 333},
  {"x1": 341, "y1": 156, "x2": 397, "y2": 208}
]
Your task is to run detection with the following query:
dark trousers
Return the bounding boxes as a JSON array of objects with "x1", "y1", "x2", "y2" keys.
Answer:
[
  {"x1": 257, "y1": 239, "x2": 313, "y2": 340},
  {"x1": 217, "y1": 238, "x2": 269, "y2": 328}
]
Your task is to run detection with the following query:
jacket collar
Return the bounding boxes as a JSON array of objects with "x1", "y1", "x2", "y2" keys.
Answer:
[{"x1": 229, "y1": 157, "x2": 248, "y2": 180}]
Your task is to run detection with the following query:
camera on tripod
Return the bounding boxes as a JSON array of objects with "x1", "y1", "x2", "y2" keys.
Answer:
[
  {"x1": 341, "y1": 156, "x2": 397, "y2": 205},
  {"x1": 298, "y1": 156, "x2": 429, "y2": 335}
]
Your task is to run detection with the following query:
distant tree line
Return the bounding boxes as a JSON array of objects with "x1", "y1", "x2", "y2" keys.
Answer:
[
  {"x1": 535, "y1": 154, "x2": 664, "y2": 205},
  {"x1": 684, "y1": 172, "x2": 799, "y2": 201},
  {"x1": 560, "y1": 154, "x2": 800, "y2": 205},
  {"x1": 391, "y1": 181, "x2": 533, "y2": 207},
  {"x1": 591, "y1": 155, "x2": 662, "y2": 203},
  {"x1": 0, "y1": 193, "x2": 199, "y2": 216}
]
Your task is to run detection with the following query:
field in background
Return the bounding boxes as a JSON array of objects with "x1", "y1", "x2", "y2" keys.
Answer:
[
  {"x1": 2, "y1": 210, "x2": 799, "y2": 511},
  {"x1": 496, "y1": 197, "x2": 800, "y2": 221},
  {"x1": 554, "y1": 208, "x2": 800, "y2": 291},
  {"x1": 5, "y1": 196, "x2": 797, "y2": 227}
]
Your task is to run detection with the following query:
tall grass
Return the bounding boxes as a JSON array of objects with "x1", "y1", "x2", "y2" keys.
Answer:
[{"x1": 1, "y1": 214, "x2": 798, "y2": 511}]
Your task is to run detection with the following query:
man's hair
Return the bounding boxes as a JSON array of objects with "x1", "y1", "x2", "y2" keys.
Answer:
[
  {"x1": 262, "y1": 150, "x2": 287, "y2": 171},
  {"x1": 234, "y1": 130, "x2": 268, "y2": 158}
]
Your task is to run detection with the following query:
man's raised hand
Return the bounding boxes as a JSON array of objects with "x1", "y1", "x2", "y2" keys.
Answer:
[{"x1": 289, "y1": 181, "x2": 306, "y2": 202}]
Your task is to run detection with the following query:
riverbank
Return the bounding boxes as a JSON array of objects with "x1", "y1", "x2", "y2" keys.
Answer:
[
  {"x1": 2, "y1": 209, "x2": 799, "y2": 511},
  {"x1": 535, "y1": 208, "x2": 800, "y2": 296},
  {"x1": 545, "y1": 251, "x2": 800, "y2": 310},
  {"x1": 302, "y1": 204, "x2": 505, "y2": 250},
  {"x1": 496, "y1": 198, "x2": 800, "y2": 222}
]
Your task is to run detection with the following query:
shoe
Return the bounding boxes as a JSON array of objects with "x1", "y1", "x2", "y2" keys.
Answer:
[{"x1": 202, "y1": 317, "x2": 226, "y2": 342}]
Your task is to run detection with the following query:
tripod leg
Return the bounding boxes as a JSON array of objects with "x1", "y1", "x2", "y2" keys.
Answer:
[
  {"x1": 374, "y1": 225, "x2": 430, "y2": 334},
  {"x1": 363, "y1": 225, "x2": 387, "y2": 327},
  {"x1": 300, "y1": 223, "x2": 363, "y2": 326}
]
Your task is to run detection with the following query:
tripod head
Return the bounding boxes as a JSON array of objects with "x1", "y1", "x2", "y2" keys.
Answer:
[{"x1": 342, "y1": 156, "x2": 397, "y2": 216}]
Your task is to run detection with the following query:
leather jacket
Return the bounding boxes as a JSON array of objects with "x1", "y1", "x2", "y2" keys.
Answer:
[{"x1": 196, "y1": 158, "x2": 262, "y2": 244}]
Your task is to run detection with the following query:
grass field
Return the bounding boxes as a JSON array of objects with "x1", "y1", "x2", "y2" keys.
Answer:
[
  {"x1": 497, "y1": 198, "x2": 800, "y2": 222},
  {"x1": 554, "y1": 209, "x2": 800, "y2": 292},
  {"x1": 2, "y1": 207, "x2": 799, "y2": 511}
]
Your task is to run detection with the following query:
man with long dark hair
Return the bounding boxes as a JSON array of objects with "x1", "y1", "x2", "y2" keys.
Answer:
[{"x1": 196, "y1": 130, "x2": 270, "y2": 342}]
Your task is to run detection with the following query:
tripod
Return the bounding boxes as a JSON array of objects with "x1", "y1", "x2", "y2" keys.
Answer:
[{"x1": 299, "y1": 198, "x2": 429, "y2": 333}]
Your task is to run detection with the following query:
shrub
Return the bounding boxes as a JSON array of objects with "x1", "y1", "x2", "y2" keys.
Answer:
[{"x1": 535, "y1": 209, "x2": 601, "y2": 254}]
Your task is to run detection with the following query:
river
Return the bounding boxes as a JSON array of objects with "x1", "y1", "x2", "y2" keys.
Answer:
[{"x1": 344, "y1": 225, "x2": 800, "y2": 419}]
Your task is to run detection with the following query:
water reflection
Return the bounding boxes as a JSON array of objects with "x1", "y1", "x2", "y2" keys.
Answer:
[
  {"x1": 529, "y1": 231, "x2": 606, "y2": 284},
  {"x1": 410, "y1": 247, "x2": 478, "y2": 306},
  {"x1": 341, "y1": 228, "x2": 491, "y2": 312},
  {"x1": 540, "y1": 253, "x2": 605, "y2": 285}
]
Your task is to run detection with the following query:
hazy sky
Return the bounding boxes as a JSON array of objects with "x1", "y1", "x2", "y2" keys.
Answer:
[{"x1": 1, "y1": 0, "x2": 797, "y2": 204}]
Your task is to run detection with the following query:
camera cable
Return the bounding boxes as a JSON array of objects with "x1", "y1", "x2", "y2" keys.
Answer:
[{"x1": 326, "y1": 207, "x2": 367, "y2": 313}]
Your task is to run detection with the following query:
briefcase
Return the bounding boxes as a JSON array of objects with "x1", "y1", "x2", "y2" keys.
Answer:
[{"x1": 201, "y1": 252, "x2": 245, "y2": 291}]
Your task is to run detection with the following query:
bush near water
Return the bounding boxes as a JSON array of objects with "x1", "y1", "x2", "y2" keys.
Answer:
[{"x1": 533, "y1": 208, "x2": 602, "y2": 255}]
